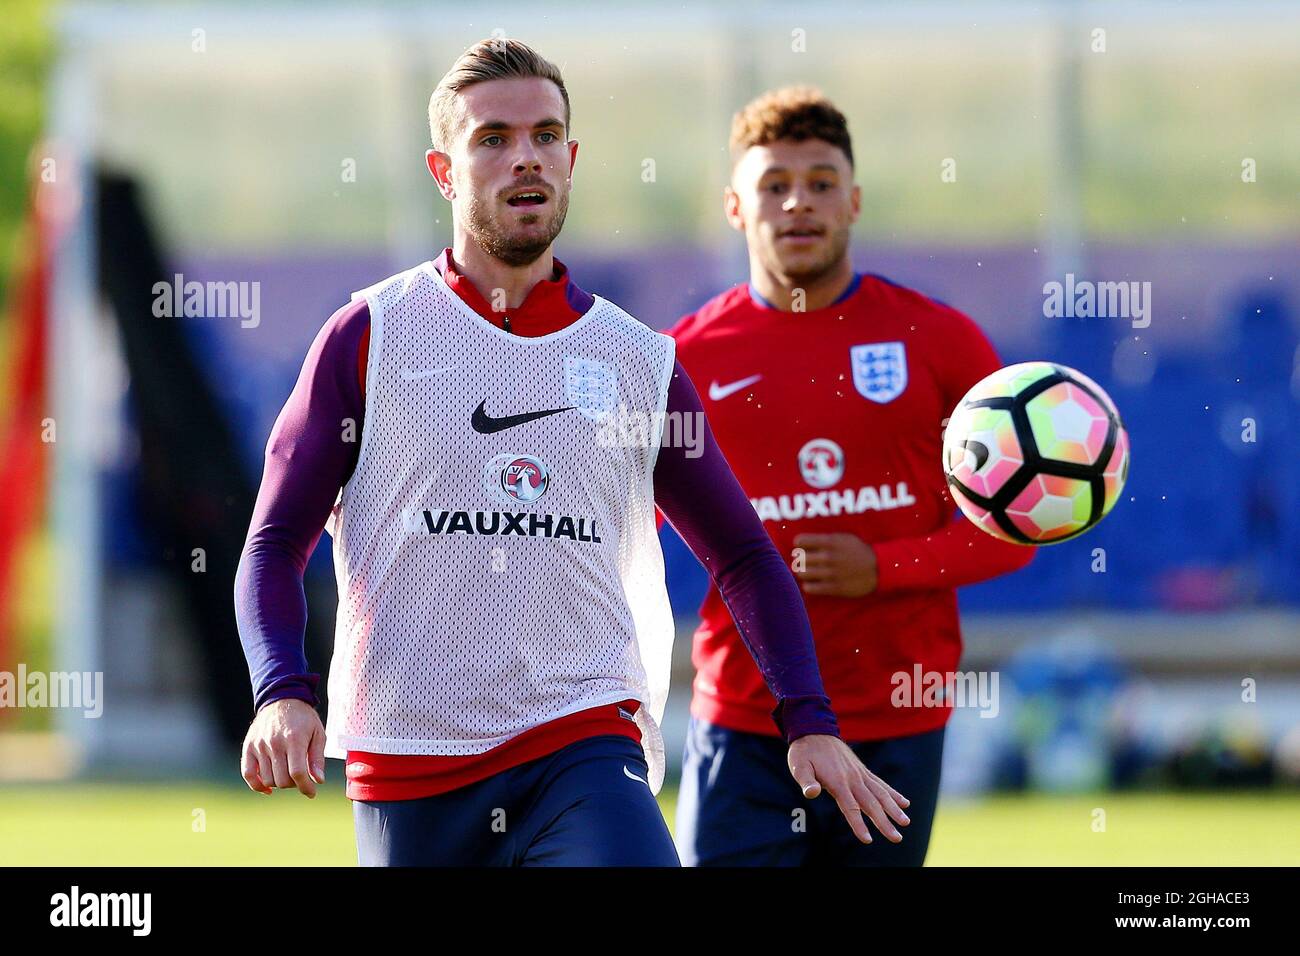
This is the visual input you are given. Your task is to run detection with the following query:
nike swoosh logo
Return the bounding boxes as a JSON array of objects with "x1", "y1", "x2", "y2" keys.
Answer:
[
  {"x1": 623, "y1": 765, "x2": 650, "y2": 787},
  {"x1": 401, "y1": 365, "x2": 460, "y2": 380},
  {"x1": 708, "y1": 374, "x2": 763, "y2": 401},
  {"x1": 471, "y1": 399, "x2": 574, "y2": 434}
]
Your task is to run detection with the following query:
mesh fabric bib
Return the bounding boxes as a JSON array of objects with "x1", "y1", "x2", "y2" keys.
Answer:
[{"x1": 322, "y1": 262, "x2": 677, "y2": 791}]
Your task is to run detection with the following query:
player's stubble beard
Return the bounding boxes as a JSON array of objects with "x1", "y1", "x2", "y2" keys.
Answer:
[
  {"x1": 463, "y1": 180, "x2": 571, "y2": 268},
  {"x1": 765, "y1": 218, "x2": 853, "y2": 288}
]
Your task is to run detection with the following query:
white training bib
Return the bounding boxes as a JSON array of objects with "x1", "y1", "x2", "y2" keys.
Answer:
[{"x1": 322, "y1": 261, "x2": 678, "y2": 791}]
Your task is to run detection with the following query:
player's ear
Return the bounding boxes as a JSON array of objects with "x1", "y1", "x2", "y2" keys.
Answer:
[
  {"x1": 723, "y1": 184, "x2": 745, "y2": 233},
  {"x1": 565, "y1": 139, "x2": 579, "y2": 182},
  {"x1": 426, "y1": 149, "x2": 455, "y2": 201},
  {"x1": 850, "y1": 181, "x2": 862, "y2": 225}
]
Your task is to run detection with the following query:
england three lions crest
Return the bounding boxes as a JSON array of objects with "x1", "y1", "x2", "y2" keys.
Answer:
[
  {"x1": 565, "y1": 355, "x2": 619, "y2": 421},
  {"x1": 850, "y1": 342, "x2": 908, "y2": 404}
]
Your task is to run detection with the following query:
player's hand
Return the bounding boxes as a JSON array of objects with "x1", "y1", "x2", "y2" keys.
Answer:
[
  {"x1": 241, "y1": 698, "x2": 327, "y2": 798},
  {"x1": 792, "y1": 532, "x2": 878, "y2": 597},
  {"x1": 787, "y1": 734, "x2": 910, "y2": 844}
]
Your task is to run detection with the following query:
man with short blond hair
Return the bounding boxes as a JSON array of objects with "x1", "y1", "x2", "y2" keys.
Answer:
[{"x1": 236, "y1": 44, "x2": 910, "y2": 866}]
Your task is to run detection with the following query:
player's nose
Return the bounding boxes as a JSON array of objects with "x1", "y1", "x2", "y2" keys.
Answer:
[
  {"x1": 512, "y1": 143, "x2": 544, "y2": 175},
  {"x1": 782, "y1": 190, "x2": 813, "y2": 213}
]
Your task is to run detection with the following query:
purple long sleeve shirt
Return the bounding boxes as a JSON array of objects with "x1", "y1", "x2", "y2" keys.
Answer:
[{"x1": 234, "y1": 266, "x2": 839, "y2": 742}]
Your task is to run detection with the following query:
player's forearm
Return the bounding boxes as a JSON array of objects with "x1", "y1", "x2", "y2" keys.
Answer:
[
  {"x1": 708, "y1": 545, "x2": 842, "y2": 740},
  {"x1": 234, "y1": 298, "x2": 369, "y2": 711},
  {"x1": 234, "y1": 544, "x2": 320, "y2": 709},
  {"x1": 235, "y1": 448, "x2": 332, "y2": 710},
  {"x1": 653, "y1": 362, "x2": 839, "y2": 741},
  {"x1": 873, "y1": 512, "x2": 1035, "y2": 593}
]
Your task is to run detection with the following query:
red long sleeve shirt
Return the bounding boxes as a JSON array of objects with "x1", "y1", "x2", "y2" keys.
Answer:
[{"x1": 667, "y1": 274, "x2": 1035, "y2": 741}]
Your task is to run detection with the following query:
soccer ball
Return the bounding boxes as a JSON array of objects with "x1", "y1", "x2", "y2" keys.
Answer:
[{"x1": 943, "y1": 362, "x2": 1129, "y2": 545}]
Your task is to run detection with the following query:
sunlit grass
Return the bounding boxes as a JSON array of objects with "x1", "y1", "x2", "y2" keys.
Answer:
[{"x1": 2, "y1": 782, "x2": 1296, "y2": 866}]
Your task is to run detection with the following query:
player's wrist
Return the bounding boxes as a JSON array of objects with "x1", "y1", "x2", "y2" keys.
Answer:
[
  {"x1": 773, "y1": 694, "x2": 841, "y2": 743},
  {"x1": 867, "y1": 538, "x2": 912, "y2": 594},
  {"x1": 254, "y1": 680, "x2": 320, "y2": 714}
]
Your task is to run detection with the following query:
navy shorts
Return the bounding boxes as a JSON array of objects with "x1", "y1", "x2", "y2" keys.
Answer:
[
  {"x1": 352, "y1": 734, "x2": 680, "y2": 867},
  {"x1": 675, "y1": 718, "x2": 946, "y2": 867}
]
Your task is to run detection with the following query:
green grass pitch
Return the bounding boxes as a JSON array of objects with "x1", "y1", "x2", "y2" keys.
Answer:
[{"x1": 2, "y1": 782, "x2": 1297, "y2": 866}]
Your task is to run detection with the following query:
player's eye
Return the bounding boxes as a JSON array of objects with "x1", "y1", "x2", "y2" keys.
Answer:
[
  {"x1": 536, "y1": 131, "x2": 559, "y2": 144},
  {"x1": 765, "y1": 182, "x2": 788, "y2": 194},
  {"x1": 481, "y1": 134, "x2": 505, "y2": 147},
  {"x1": 813, "y1": 180, "x2": 835, "y2": 192}
]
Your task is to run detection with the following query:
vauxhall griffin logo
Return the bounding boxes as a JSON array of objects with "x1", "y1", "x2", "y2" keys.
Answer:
[
  {"x1": 482, "y1": 453, "x2": 552, "y2": 505},
  {"x1": 501, "y1": 455, "x2": 549, "y2": 503},
  {"x1": 798, "y1": 438, "x2": 845, "y2": 489}
]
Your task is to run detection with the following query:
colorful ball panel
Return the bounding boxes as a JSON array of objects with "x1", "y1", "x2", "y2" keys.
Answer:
[
  {"x1": 960, "y1": 361, "x2": 1057, "y2": 402},
  {"x1": 1025, "y1": 381, "x2": 1112, "y2": 466},
  {"x1": 1004, "y1": 474, "x2": 1094, "y2": 542},
  {"x1": 947, "y1": 481, "x2": 1017, "y2": 544},
  {"x1": 943, "y1": 405, "x2": 1024, "y2": 500},
  {"x1": 1061, "y1": 365, "x2": 1121, "y2": 419},
  {"x1": 1101, "y1": 426, "x2": 1131, "y2": 515},
  {"x1": 943, "y1": 360, "x2": 1129, "y2": 546}
]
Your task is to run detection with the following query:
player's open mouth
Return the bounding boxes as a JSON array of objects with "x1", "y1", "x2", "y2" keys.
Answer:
[
  {"x1": 778, "y1": 226, "x2": 825, "y2": 240},
  {"x1": 506, "y1": 191, "x2": 548, "y2": 207}
]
